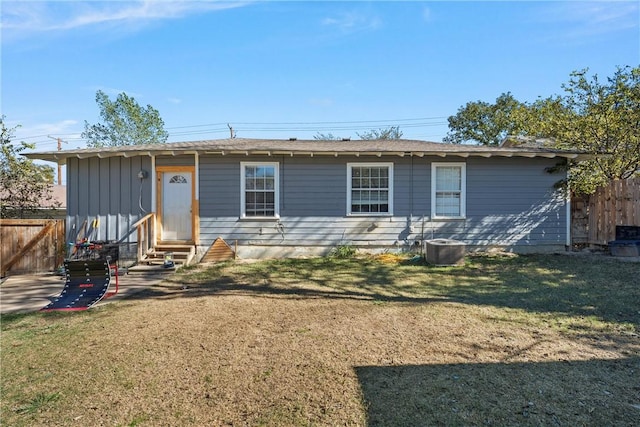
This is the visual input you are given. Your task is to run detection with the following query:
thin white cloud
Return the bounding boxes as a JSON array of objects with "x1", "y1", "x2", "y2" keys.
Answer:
[
  {"x1": 20, "y1": 119, "x2": 78, "y2": 135},
  {"x1": 2, "y1": 1, "x2": 249, "y2": 38},
  {"x1": 168, "y1": 97, "x2": 183, "y2": 104},
  {"x1": 12, "y1": 119, "x2": 81, "y2": 144},
  {"x1": 536, "y1": 1, "x2": 639, "y2": 41},
  {"x1": 321, "y1": 10, "x2": 382, "y2": 34},
  {"x1": 422, "y1": 6, "x2": 432, "y2": 23}
]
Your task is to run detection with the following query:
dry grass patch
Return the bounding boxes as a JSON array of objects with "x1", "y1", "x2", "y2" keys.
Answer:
[{"x1": 1, "y1": 253, "x2": 639, "y2": 426}]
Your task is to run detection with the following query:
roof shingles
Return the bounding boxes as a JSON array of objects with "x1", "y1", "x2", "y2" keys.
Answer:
[{"x1": 24, "y1": 138, "x2": 590, "y2": 163}]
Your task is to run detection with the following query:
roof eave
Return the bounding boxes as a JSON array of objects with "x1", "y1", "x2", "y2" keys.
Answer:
[{"x1": 22, "y1": 147, "x2": 591, "y2": 163}]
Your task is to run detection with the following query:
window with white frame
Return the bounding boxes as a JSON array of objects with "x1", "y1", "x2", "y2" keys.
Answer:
[
  {"x1": 241, "y1": 162, "x2": 279, "y2": 218},
  {"x1": 347, "y1": 163, "x2": 393, "y2": 215},
  {"x1": 432, "y1": 163, "x2": 466, "y2": 219}
]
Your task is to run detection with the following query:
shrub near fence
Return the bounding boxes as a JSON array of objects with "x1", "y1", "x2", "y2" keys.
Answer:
[
  {"x1": 0, "y1": 219, "x2": 66, "y2": 276},
  {"x1": 572, "y1": 178, "x2": 640, "y2": 246}
]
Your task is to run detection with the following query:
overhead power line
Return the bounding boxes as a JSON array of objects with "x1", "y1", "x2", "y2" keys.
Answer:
[
  {"x1": 18, "y1": 132, "x2": 82, "y2": 141},
  {"x1": 15, "y1": 116, "x2": 449, "y2": 145},
  {"x1": 165, "y1": 117, "x2": 448, "y2": 139},
  {"x1": 163, "y1": 116, "x2": 446, "y2": 130}
]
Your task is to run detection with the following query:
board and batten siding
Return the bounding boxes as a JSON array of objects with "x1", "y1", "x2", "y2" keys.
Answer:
[
  {"x1": 66, "y1": 156, "x2": 153, "y2": 254},
  {"x1": 198, "y1": 154, "x2": 567, "y2": 257}
]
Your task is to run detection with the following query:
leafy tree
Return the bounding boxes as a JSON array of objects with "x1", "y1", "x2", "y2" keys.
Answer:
[
  {"x1": 357, "y1": 126, "x2": 403, "y2": 140},
  {"x1": 313, "y1": 126, "x2": 403, "y2": 141},
  {"x1": 313, "y1": 132, "x2": 340, "y2": 140},
  {"x1": 526, "y1": 67, "x2": 640, "y2": 193},
  {"x1": 443, "y1": 92, "x2": 525, "y2": 145},
  {"x1": 1, "y1": 117, "x2": 58, "y2": 218},
  {"x1": 82, "y1": 90, "x2": 169, "y2": 147},
  {"x1": 444, "y1": 67, "x2": 640, "y2": 194}
]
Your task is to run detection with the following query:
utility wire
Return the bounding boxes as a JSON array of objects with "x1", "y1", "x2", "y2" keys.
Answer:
[
  {"x1": 162, "y1": 116, "x2": 446, "y2": 130},
  {"x1": 221, "y1": 117, "x2": 446, "y2": 126},
  {"x1": 15, "y1": 116, "x2": 449, "y2": 146}
]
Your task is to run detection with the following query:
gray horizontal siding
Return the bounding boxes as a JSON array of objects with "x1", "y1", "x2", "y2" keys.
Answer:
[
  {"x1": 199, "y1": 156, "x2": 241, "y2": 217},
  {"x1": 200, "y1": 216, "x2": 410, "y2": 246},
  {"x1": 282, "y1": 157, "x2": 346, "y2": 215},
  {"x1": 463, "y1": 157, "x2": 566, "y2": 246},
  {"x1": 199, "y1": 214, "x2": 565, "y2": 248},
  {"x1": 64, "y1": 152, "x2": 567, "y2": 257},
  {"x1": 197, "y1": 154, "x2": 567, "y2": 251},
  {"x1": 199, "y1": 155, "x2": 428, "y2": 217},
  {"x1": 466, "y1": 157, "x2": 563, "y2": 215}
]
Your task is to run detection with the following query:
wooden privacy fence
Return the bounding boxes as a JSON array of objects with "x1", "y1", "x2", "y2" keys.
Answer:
[
  {"x1": 1, "y1": 219, "x2": 66, "y2": 276},
  {"x1": 571, "y1": 178, "x2": 640, "y2": 246}
]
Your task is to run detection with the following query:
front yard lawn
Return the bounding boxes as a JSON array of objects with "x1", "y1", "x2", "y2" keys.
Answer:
[{"x1": 2, "y1": 253, "x2": 639, "y2": 426}]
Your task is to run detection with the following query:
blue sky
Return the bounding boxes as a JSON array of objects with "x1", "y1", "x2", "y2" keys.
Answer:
[{"x1": 2, "y1": 0, "x2": 639, "y2": 152}]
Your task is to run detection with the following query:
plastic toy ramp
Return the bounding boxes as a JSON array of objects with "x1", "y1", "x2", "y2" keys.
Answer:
[{"x1": 41, "y1": 260, "x2": 111, "y2": 312}]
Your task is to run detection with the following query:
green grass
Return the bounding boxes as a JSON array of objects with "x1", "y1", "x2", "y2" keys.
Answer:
[
  {"x1": 175, "y1": 253, "x2": 640, "y2": 333},
  {"x1": 14, "y1": 392, "x2": 60, "y2": 415},
  {"x1": 1, "y1": 253, "x2": 638, "y2": 426}
]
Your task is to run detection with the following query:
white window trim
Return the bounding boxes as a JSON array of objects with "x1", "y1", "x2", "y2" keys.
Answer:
[
  {"x1": 240, "y1": 162, "x2": 280, "y2": 219},
  {"x1": 431, "y1": 162, "x2": 466, "y2": 220},
  {"x1": 347, "y1": 162, "x2": 394, "y2": 216}
]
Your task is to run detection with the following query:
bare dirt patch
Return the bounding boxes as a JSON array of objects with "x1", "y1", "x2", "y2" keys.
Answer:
[{"x1": 2, "y1": 254, "x2": 639, "y2": 426}]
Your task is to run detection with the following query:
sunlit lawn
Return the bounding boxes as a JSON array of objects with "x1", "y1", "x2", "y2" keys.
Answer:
[{"x1": 2, "y1": 253, "x2": 638, "y2": 426}]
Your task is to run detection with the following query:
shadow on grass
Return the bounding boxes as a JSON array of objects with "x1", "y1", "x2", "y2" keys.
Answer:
[
  {"x1": 123, "y1": 254, "x2": 639, "y2": 328},
  {"x1": 126, "y1": 257, "x2": 443, "y2": 304},
  {"x1": 355, "y1": 356, "x2": 640, "y2": 426},
  {"x1": 437, "y1": 255, "x2": 640, "y2": 328}
]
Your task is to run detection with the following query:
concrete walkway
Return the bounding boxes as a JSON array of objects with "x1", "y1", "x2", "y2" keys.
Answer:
[{"x1": 0, "y1": 271, "x2": 170, "y2": 315}]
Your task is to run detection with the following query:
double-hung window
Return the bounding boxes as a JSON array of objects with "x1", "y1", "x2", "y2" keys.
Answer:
[
  {"x1": 241, "y1": 162, "x2": 279, "y2": 218},
  {"x1": 347, "y1": 163, "x2": 393, "y2": 215},
  {"x1": 432, "y1": 162, "x2": 466, "y2": 219}
]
